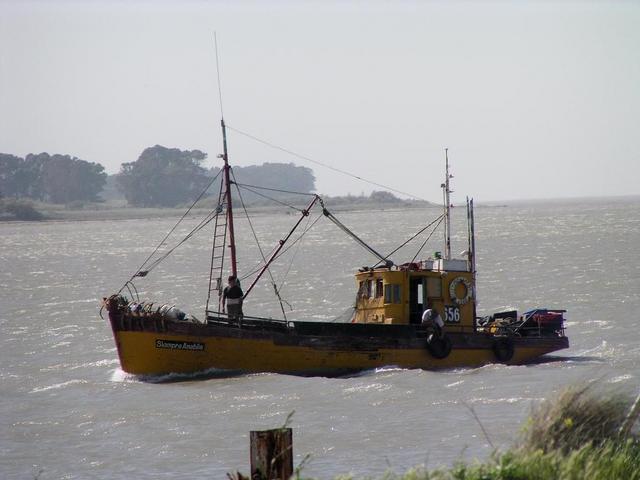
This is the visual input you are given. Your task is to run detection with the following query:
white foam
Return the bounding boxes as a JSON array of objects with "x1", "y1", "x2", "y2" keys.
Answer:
[
  {"x1": 609, "y1": 374, "x2": 634, "y2": 384},
  {"x1": 31, "y1": 379, "x2": 88, "y2": 393}
]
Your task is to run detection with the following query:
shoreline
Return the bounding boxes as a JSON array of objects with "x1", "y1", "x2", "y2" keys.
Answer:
[
  {"x1": 4, "y1": 194, "x2": 638, "y2": 223},
  {"x1": 1, "y1": 201, "x2": 438, "y2": 223}
]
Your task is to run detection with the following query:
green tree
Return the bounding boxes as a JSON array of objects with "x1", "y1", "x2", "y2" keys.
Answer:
[
  {"x1": 0, "y1": 198, "x2": 44, "y2": 220},
  {"x1": 233, "y1": 162, "x2": 315, "y2": 193},
  {"x1": 117, "y1": 145, "x2": 210, "y2": 207},
  {"x1": 0, "y1": 152, "x2": 106, "y2": 203},
  {"x1": 207, "y1": 162, "x2": 316, "y2": 205},
  {"x1": 369, "y1": 190, "x2": 403, "y2": 204},
  {"x1": 0, "y1": 153, "x2": 24, "y2": 198},
  {"x1": 0, "y1": 153, "x2": 47, "y2": 199},
  {"x1": 35, "y1": 153, "x2": 107, "y2": 203}
]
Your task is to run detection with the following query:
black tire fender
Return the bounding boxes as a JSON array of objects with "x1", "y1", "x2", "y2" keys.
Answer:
[
  {"x1": 493, "y1": 337, "x2": 515, "y2": 363},
  {"x1": 426, "y1": 333, "x2": 453, "y2": 359}
]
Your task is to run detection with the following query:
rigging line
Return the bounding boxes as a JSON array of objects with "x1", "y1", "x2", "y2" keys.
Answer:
[
  {"x1": 242, "y1": 194, "x2": 320, "y2": 299},
  {"x1": 238, "y1": 212, "x2": 323, "y2": 282},
  {"x1": 144, "y1": 214, "x2": 217, "y2": 273},
  {"x1": 277, "y1": 207, "x2": 314, "y2": 293},
  {"x1": 322, "y1": 207, "x2": 392, "y2": 266},
  {"x1": 144, "y1": 220, "x2": 213, "y2": 273},
  {"x1": 235, "y1": 184, "x2": 305, "y2": 212},
  {"x1": 234, "y1": 182, "x2": 317, "y2": 197},
  {"x1": 410, "y1": 214, "x2": 445, "y2": 264},
  {"x1": 124, "y1": 281, "x2": 139, "y2": 303},
  {"x1": 141, "y1": 199, "x2": 222, "y2": 273},
  {"x1": 118, "y1": 169, "x2": 223, "y2": 294},
  {"x1": 239, "y1": 211, "x2": 324, "y2": 282},
  {"x1": 232, "y1": 170, "x2": 289, "y2": 319},
  {"x1": 142, "y1": 209, "x2": 219, "y2": 274},
  {"x1": 225, "y1": 124, "x2": 429, "y2": 202},
  {"x1": 232, "y1": 171, "x2": 271, "y2": 267},
  {"x1": 142, "y1": 195, "x2": 223, "y2": 274},
  {"x1": 373, "y1": 213, "x2": 446, "y2": 268},
  {"x1": 214, "y1": 32, "x2": 225, "y2": 120}
]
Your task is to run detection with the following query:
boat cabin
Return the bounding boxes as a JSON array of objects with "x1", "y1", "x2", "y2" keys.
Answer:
[{"x1": 352, "y1": 257, "x2": 475, "y2": 332}]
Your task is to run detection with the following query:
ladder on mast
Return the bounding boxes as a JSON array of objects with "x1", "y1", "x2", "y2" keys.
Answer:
[
  {"x1": 206, "y1": 118, "x2": 238, "y2": 313},
  {"x1": 206, "y1": 179, "x2": 229, "y2": 312}
]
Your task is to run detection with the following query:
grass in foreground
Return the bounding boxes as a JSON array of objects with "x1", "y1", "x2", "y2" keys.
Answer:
[
  {"x1": 360, "y1": 440, "x2": 640, "y2": 480},
  {"x1": 287, "y1": 384, "x2": 640, "y2": 480}
]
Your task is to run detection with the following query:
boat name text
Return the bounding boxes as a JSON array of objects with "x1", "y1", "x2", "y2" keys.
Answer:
[{"x1": 155, "y1": 339, "x2": 205, "y2": 351}]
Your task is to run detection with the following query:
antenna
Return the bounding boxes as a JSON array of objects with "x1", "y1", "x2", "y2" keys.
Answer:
[
  {"x1": 213, "y1": 33, "x2": 237, "y2": 278},
  {"x1": 442, "y1": 148, "x2": 453, "y2": 260},
  {"x1": 214, "y1": 32, "x2": 225, "y2": 120}
]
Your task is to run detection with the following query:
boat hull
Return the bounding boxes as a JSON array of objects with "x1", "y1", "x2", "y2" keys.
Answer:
[{"x1": 107, "y1": 311, "x2": 569, "y2": 376}]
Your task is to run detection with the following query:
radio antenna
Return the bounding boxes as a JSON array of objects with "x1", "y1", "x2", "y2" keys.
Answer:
[
  {"x1": 214, "y1": 32, "x2": 225, "y2": 120},
  {"x1": 442, "y1": 148, "x2": 452, "y2": 260}
]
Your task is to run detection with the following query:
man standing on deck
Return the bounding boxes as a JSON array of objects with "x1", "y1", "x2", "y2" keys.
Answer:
[
  {"x1": 422, "y1": 308, "x2": 444, "y2": 338},
  {"x1": 223, "y1": 275, "x2": 244, "y2": 321}
]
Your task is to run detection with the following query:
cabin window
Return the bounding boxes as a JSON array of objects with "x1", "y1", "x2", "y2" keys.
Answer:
[
  {"x1": 375, "y1": 279, "x2": 383, "y2": 298},
  {"x1": 384, "y1": 284, "x2": 401, "y2": 304},
  {"x1": 393, "y1": 285, "x2": 401, "y2": 303},
  {"x1": 358, "y1": 281, "x2": 367, "y2": 299}
]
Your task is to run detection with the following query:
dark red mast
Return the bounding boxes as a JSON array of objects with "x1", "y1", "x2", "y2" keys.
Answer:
[{"x1": 221, "y1": 118, "x2": 238, "y2": 279}]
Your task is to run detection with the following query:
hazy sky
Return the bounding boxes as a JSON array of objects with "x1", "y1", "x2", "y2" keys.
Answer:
[{"x1": 1, "y1": 1, "x2": 639, "y2": 202}]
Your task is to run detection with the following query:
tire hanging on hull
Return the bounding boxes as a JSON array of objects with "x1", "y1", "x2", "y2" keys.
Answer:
[
  {"x1": 426, "y1": 333, "x2": 452, "y2": 359},
  {"x1": 493, "y1": 337, "x2": 515, "y2": 363}
]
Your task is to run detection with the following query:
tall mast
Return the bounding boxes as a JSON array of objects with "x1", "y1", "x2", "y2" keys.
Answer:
[
  {"x1": 469, "y1": 197, "x2": 477, "y2": 326},
  {"x1": 221, "y1": 118, "x2": 238, "y2": 278},
  {"x1": 442, "y1": 148, "x2": 452, "y2": 260}
]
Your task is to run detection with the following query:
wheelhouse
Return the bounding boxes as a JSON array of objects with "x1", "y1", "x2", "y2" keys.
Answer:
[{"x1": 353, "y1": 258, "x2": 475, "y2": 332}]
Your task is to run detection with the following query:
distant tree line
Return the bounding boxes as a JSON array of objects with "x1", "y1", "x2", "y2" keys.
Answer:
[
  {"x1": 1, "y1": 145, "x2": 410, "y2": 210},
  {"x1": 323, "y1": 190, "x2": 411, "y2": 207},
  {"x1": 0, "y1": 147, "x2": 317, "y2": 208},
  {"x1": 116, "y1": 146, "x2": 210, "y2": 207},
  {"x1": 208, "y1": 160, "x2": 316, "y2": 207},
  {"x1": 114, "y1": 145, "x2": 316, "y2": 207},
  {"x1": 0, "y1": 153, "x2": 106, "y2": 204}
]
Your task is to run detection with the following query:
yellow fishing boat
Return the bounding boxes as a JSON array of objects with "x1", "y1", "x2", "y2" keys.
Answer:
[{"x1": 103, "y1": 121, "x2": 568, "y2": 377}]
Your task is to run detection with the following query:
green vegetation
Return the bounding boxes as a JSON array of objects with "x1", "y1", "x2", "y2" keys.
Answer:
[
  {"x1": 2, "y1": 146, "x2": 423, "y2": 214},
  {"x1": 366, "y1": 442, "x2": 640, "y2": 480},
  {"x1": 196, "y1": 162, "x2": 316, "y2": 208},
  {"x1": 518, "y1": 384, "x2": 632, "y2": 455},
  {"x1": 220, "y1": 162, "x2": 315, "y2": 198},
  {"x1": 0, "y1": 197, "x2": 45, "y2": 221},
  {"x1": 117, "y1": 145, "x2": 210, "y2": 207},
  {"x1": 292, "y1": 385, "x2": 640, "y2": 480},
  {"x1": 322, "y1": 191, "x2": 423, "y2": 209},
  {"x1": 0, "y1": 152, "x2": 106, "y2": 204},
  {"x1": 115, "y1": 147, "x2": 318, "y2": 208}
]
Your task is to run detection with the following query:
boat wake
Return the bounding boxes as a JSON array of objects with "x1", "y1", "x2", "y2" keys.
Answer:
[
  {"x1": 336, "y1": 366, "x2": 409, "y2": 379},
  {"x1": 519, "y1": 354, "x2": 584, "y2": 365},
  {"x1": 30, "y1": 379, "x2": 88, "y2": 393},
  {"x1": 109, "y1": 367, "x2": 243, "y2": 384}
]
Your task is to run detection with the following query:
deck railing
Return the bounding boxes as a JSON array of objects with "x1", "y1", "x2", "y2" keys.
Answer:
[{"x1": 205, "y1": 311, "x2": 566, "y2": 338}]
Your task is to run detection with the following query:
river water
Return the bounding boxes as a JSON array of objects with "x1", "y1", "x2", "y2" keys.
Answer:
[{"x1": 2, "y1": 197, "x2": 639, "y2": 479}]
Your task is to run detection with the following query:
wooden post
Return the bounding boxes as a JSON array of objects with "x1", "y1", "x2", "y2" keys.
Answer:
[{"x1": 250, "y1": 428, "x2": 293, "y2": 480}]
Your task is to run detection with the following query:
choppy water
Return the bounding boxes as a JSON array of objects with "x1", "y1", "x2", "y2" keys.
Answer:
[{"x1": 2, "y1": 197, "x2": 640, "y2": 479}]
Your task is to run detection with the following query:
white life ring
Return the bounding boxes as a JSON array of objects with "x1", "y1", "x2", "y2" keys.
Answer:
[{"x1": 449, "y1": 276, "x2": 473, "y2": 305}]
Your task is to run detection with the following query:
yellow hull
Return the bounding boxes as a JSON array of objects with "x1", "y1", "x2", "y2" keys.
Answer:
[{"x1": 110, "y1": 318, "x2": 568, "y2": 376}]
